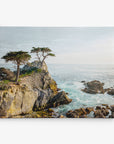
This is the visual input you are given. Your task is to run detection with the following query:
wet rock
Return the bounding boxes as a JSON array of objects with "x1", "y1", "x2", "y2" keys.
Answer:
[
  {"x1": 47, "y1": 91, "x2": 72, "y2": 108},
  {"x1": 66, "y1": 111, "x2": 79, "y2": 118},
  {"x1": 81, "y1": 81, "x2": 86, "y2": 83},
  {"x1": 85, "y1": 107, "x2": 94, "y2": 113},
  {"x1": 57, "y1": 88, "x2": 61, "y2": 91},
  {"x1": 111, "y1": 112, "x2": 114, "y2": 118},
  {"x1": 47, "y1": 108, "x2": 54, "y2": 113},
  {"x1": 102, "y1": 109, "x2": 109, "y2": 116},
  {"x1": 106, "y1": 105, "x2": 110, "y2": 109},
  {"x1": 79, "y1": 115, "x2": 87, "y2": 118},
  {"x1": 102, "y1": 104, "x2": 110, "y2": 109},
  {"x1": 96, "y1": 106, "x2": 102, "y2": 110},
  {"x1": 94, "y1": 107, "x2": 109, "y2": 118},
  {"x1": 109, "y1": 106, "x2": 114, "y2": 118},
  {"x1": 58, "y1": 115, "x2": 65, "y2": 118},
  {"x1": 111, "y1": 105, "x2": 114, "y2": 112},
  {"x1": 108, "y1": 89, "x2": 114, "y2": 95},
  {"x1": 94, "y1": 110, "x2": 105, "y2": 118},
  {"x1": 66, "y1": 108, "x2": 91, "y2": 118},
  {"x1": 82, "y1": 80, "x2": 105, "y2": 94}
]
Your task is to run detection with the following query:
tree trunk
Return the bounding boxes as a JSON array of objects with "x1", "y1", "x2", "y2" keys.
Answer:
[
  {"x1": 41, "y1": 56, "x2": 46, "y2": 67},
  {"x1": 16, "y1": 64, "x2": 20, "y2": 83}
]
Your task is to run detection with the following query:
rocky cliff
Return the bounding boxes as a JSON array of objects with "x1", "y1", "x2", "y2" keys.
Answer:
[{"x1": 0, "y1": 61, "x2": 72, "y2": 117}]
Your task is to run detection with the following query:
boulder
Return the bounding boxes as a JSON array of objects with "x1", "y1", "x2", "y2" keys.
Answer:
[
  {"x1": 82, "y1": 80, "x2": 105, "y2": 94},
  {"x1": 94, "y1": 107, "x2": 109, "y2": 118},
  {"x1": 66, "y1": 107, "x2": 93, "y2": 118},
  {"x1": 66, "y1": 106, "x2": 109, "y2": 118},
  {"x1": 47, "y1": 91, "x2": 72, "y2": 108},
  {"x1": 85, "y1": 107, "x2": 94, "y2": 113},
  {"x1": 111, "y1": 105, "x2": 114, "y2": 112},
  {"x1": 107, "y1": 89, "x2": 114, "y2": 95},
  {"x1": 66, "y1": 110, "x2": 79, "y2": 118},
  {"x1": 96, "y1": 106, "x2": 102, "y2": 110}
]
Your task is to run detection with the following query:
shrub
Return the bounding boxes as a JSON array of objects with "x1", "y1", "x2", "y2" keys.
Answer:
[
  {"x1": 0, "y1": 80, "x2": 10, "y2": 90},
  {"x1": 20, "y1": 68, "x2": 42, "y2": 78}
]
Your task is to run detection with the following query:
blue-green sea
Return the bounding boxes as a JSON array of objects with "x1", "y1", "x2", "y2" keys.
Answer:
[{"x1": 48, "y1": 64, "x2": 114, "y2": 115}]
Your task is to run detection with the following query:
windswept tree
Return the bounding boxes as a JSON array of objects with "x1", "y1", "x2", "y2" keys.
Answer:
[
  {"x1": 1, "y1": 51, "x2": 31, "y2": 82},
  {"x1": 31, "y1": 47, "x2": 55, "y2": 66}
]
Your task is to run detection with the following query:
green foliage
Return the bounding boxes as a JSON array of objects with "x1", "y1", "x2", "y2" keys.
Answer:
[
  {"x1": 31, "y1": 47, "x2": 55, "y2": 64},
  {"x1": 36, "y1": 69, "x2": 42, "y2": 73},
  {"x1": 20, "y1": 68, "x2": 42, "y2": 78},
  {"x1": 1, "y1": 51, "x2": 31, "y2": 82},
  {"x1": 1, "y1": 51, "x2": 31, "y2": 65},
  {"x1": 31, "y1": 47, "x2": 41, "y2": 53},
  {"x1": 0, "y1": 80, "x2": 10, "y2": 90},
  {"x1": 2, "y1": 80, "x2": 10, "y2": 84},
  {"x1": 31, "y1": 47, "x2": 52, "y2": 53},
  {"x1": 47, "y1": 53, "x2": 55, "y2": 57}
]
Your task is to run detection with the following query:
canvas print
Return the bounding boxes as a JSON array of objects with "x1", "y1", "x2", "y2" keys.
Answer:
[{"x1": 0, "y1": 27, "x2": 114, "y2": 118}]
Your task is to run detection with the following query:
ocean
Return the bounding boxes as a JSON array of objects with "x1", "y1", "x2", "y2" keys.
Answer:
[
  {"x1": 0, "y1": 63, "x2": 114, "y2": 115},
  {"x1": 48, "y1": 64, "x2": 114, "y2": 115}
]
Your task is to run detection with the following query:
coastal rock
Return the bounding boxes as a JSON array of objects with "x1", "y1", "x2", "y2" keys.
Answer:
[
  {"x1": 102, "y1": 104, "x2": 110, "y2": 109},
  {"x1": 111, "y1": 105, "x2": 114, "y2": 112},
  {"x1": 21, "y1": 61, "x2": 48, "y2": 72},
  {"x1": 94, "y1": 107, "x2": 109, "y2": 118},
  {"x1": 47, "y1": 91, "x2": 72, "y2": 108},
  {"x1": 0, "y1": 61, "x2": 72, "y2": 117},
  {"x1": 66, "y1": 107, "x2": 93, "y2": 118},
  {"x1": 10, "y1": 109, "x2": 55, "y2": 118},
  {"x1": 82, "y1": 80, "x2": 105, "y2": 94},
  {"x1": 109, "y1": 106, "x2": 114, "y2": 118},
  {"x1": 0, "y1": 67, "x2": 15, "y2": 81},
  {"x1": 66, "y1": 106, "x2": 110, "y2": 118},
  {"x1": 85, "y1": 107, "x2": 94, "y2": 113},
  {"x1": 96, "y1": 106, "x2": 102, "y2": 110},
  {"x1": 0, "y1": 84, "x2": 38, "y2": 117},
  {"x1": 58, "y1": 115, "x2": 65, "y2": 118},
  {"x1": 94, "y1": 110, "x2": 105, "y2": 118},
  {"x1": 107, "y1": 89, "x2": 114, "y2": 95}
]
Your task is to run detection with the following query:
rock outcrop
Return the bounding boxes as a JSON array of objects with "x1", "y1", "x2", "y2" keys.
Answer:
[
  {"x1": 81, "y1": 80, "x2": 114, "y2": 95},
  {"x1": 109, "y1": 105, "x2": 114, "y2": 118},
  {"x1": 0, "y1": 61, "x2": 72, "y2": 117},
  {"x1": 94, "y1": 106, "x2": 109, "y2": 118},
  {"x1": 66, "y1": 105, "x2": 111, "y2": 118},
  {"x1": 82, "y1": 80, "x2": 105, "y2": 94},
  {"x1": 107, "y1": 89, "x2": 114, "y2": 95},
  {"x1": 21, "y1": 61, "x2": 48, "y2": 72},
  {"x1": 66, "y1": 107, "x2": 93, "y2": 118}
]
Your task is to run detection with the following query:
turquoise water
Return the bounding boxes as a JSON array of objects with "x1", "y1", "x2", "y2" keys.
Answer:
[{"x1": 48, "y1": 64, "x2": 114, "y2": 115}]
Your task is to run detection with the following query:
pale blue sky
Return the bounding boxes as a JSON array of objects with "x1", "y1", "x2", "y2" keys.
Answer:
[{"x1": 0, "y1": 27, "x2": 114, "y2": 64}]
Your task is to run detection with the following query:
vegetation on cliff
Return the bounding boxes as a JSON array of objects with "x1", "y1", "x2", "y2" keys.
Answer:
[
  {"x1": 1, "y1": 51, "x2": 31, "y2": 82},
  {"x1": 31, "y1": 47, "x2": 55, "y2": 66},
  {"x1": 0, "y1": 48, "x2": 71, "y2": 118}
]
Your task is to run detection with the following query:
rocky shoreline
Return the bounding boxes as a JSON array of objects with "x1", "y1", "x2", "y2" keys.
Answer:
[
  {"x1": 0, "y1": 61, "x2": 72, "y2": 118},
  {"x1": 66, "y1": 104, "x2": 114, "y2": 118},
  {"x1": 0, "y1": 62, "x2": 114, "y2": 118}
]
